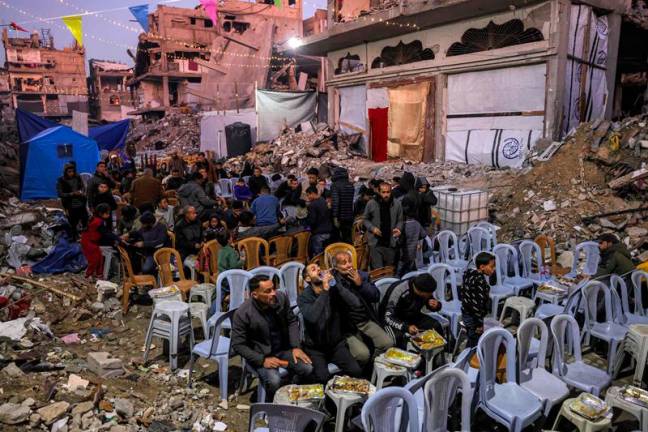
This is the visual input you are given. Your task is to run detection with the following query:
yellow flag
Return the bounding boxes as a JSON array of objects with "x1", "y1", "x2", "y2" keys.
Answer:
[{"x1": 62, "y1": 15, "x2": 83, "y2": 46}]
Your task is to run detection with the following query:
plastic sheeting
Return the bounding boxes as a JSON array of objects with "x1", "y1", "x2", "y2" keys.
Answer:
[
  {"x1": 562, "y1": 5, "x2": 609, "y2": 134},
  {"x1": 200, "y1": 109, "x2": 257, "y2": 158},
  {"x1": 388, "y1": 82, "x2": 429, "y2": 161},
  {"x1": 445, "y1": 64, "x2": 546, "y2": 168},
  {"x1": 339, "y1": 85, "x2": 368, "y2": 153},
  {"x1": 32, "y1": 233, "x2": 87, "y2": 274},
  {"x1": 256, "y1": 90, "x2": 317, "y2": 141}
]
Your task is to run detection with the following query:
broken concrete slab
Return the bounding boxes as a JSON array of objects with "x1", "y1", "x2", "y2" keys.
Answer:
[
  {"x1": 37, "y1": 401, "x2": 69, "y2": 425},
  {"x1": 87, "y1": 352, "x2": 124, "y2": 378},
  {"x1": 0, "y1": 402, "x2": 31, "y2": 424}
]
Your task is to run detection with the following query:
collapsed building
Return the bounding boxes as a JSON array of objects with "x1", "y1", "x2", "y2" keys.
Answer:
[
  {"x1": 88, "y1": 59, "x2": 134, "y2": 122},
  {"x1": 1, "y1": 29, "x2": 87, "y2": 117},
  {"x1": 127, "y1": 1, "x2": 321, "y2": 115},
  {"x1": 296, "y1": 0, "x2": 648, "y2": 167}
]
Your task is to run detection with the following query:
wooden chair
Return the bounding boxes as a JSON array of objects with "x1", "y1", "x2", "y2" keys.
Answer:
[
  {"x1": 153, "y1": 247, "x2": 198, "y2": 298},
  {"x1": 202, "y1": 239, "x2": 221, "y2": 283},
  {"x1": 369, "y1": 266, "x2": 395, "y2": 282},
  {"x1": 167, "y1": 231, "x2": 176, "y2": 249},
  {"x1": 268, "y1": 235, "x2": 293, "y2": 267},
  {"x1": 292, "y1": 231, "x2": 311, "y2": 263},
  {"x1": 118, "y1": 246, "x2": 157, "y2": 313},
  {"x1": 324, "y1": 242, "x2": 358, "y2": 270},
  {"x1": 236, "y1": 237, "x2": 270, "y2": 270},
  {"x1": 352, "y1": 219, "x2": 365, "y2": 247},
  {"x1": 309, "y1": 253, "x2": 325, "y2": 268},
  {"x1": 534, "y1": 234, "x2": 569, "y2": 276}
]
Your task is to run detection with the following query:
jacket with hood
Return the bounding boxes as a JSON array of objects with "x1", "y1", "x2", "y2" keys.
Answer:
[
  {"x1": 177, "y1": 180, "x2": 216, "y2": 214},
  {"x1": 415, "y1": 177, "x2": 437, "y2": 227},
  {"x1": 595, "y1": 242, "x2": 635, "y2": 278},
  {"x1": 56, "y1": 164, "x2": 86, "y2": 209},
  {"x1": 330, "y1": 167, "x2": 355, "y2": 223},
  {"x1": 397, "y1": 172, "x2": 420, "y2": 217},
  {"x1": 87, "y1": 171, "x2": 116, "y2": 208}
]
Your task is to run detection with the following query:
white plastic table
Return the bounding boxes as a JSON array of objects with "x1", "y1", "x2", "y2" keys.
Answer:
[{"x1": 325, "y1": 379, "x2": 376, "y2": 432}]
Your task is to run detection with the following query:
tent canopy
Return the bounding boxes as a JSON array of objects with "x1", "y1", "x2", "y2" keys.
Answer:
[
  {"x1": 21, "y1": 126, "x2": 100, "y2": 200},
  {"x1": 16, "y1": 108, "x2": 129, "y2": 152}
]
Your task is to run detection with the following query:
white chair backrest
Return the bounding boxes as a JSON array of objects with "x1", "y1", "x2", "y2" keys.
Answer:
[
  {"x1": 218, "y1": 178, "x2": 232, "y2": 195},
  {"x1": 582, "y1": 281, "x2": 614, "y2": 325},
  {"x1": 215, "y1": 269, "x2": 253, "y2": 313},
  {"x1": 250, "y1": 266, "x2": 282, "y2": 289},
  {"x1": 517, "y1": 317, "x2": 548, "y2": 371},
  {"x1": 467, "y1": 226, "x2": 492, "y2": 256},
  {"x1": 519, "y1": 240, "x2": 542, "y2": 279},
  {"x1": 436, "y1": 230, "x2": 461, "y2": 262},
  {"x1": 375, "y1": 278, "x2": 399, "y2": 302},
  {"x1": 551, "y1": 314, "x2": 583, "y2": 375},
  {"x1": 279, "y1": 261, "x2": 305, "y2": 306},
  {"x1": 631, "y1": 270, "x2": 648, "y2": 315},
  {"x1": 361, "y1": 387, "x2": 419, "y2": 432},
  {"x1": 427, "y1": 263, "x2": 459, "y2": 303},
  {"x1": 477, "y1": 328, "x2": 518, "y2": 401},
  {"x1": 475, "y1": 221, "x2": 498, "y2": 246},
  {"x1": 571, "y1": 241, "x2": 600, "y2": 276},
  {"x1": 493, "y1": 243, "x2": 522, "y2": 280},
  {"x1": 424, "y1": 368, "x2": 472, "y2": 432}
]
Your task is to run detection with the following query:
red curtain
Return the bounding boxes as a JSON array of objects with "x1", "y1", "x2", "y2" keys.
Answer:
[{"x1": 368, "y1": 107, "x2": 388, "y2": 162}]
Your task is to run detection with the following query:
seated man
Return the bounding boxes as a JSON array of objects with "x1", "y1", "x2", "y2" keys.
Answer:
[
  {"x1": 299, "y1": 263, "x2": 362, "y2": 382},
  {"x1": 124, "y1": 211, "x2": 169, "y2": 275},
  {"x1": 332, "y1": 251, "x2": 393, "y2": 365},
  {"x1": 231, "y1": 275, "x2": 313, "y2": 401},
  {"x1": 175, "y1": 206, "x2": 203, "y2": 261},
  {"x1": 236, "y1": 211, "x2": 281, "y2": 240},
  {"x1": 251, "y1": 186, "x2": 281, "y2": 227},
  {"x1": 595, "y1": 233, "x2": 635, "y2": 279},
  {"x1": 380, "y1": 273, "x2": 443, "y2": 348}
]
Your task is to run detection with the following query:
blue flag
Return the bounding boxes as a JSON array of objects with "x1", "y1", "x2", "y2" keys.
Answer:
[{"x1": 129, "y1": 4, "x2": 149, "y2": 32}]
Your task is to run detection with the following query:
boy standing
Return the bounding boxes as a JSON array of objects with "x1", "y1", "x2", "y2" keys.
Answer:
[{"x1": 461, "y1": 252, "x2": 495, "y2": 348}]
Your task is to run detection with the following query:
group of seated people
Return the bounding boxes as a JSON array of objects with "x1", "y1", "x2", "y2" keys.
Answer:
[{"x1": 231, "y1": 250, "x2": 445, "y2": 400}]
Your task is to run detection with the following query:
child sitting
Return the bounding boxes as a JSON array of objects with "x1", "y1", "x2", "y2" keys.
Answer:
[
  {"x1": 217, "y1": 230, "x2": 245, "y2": 273},
  {"x1": 92, "y1": 181, "x2": 117, "y2": 230},
  {"x1": 233, "y1": 177, "x2": 253, "y2": 203},
  {"x1": 155, "y1": 197, "x2": 175, "y2": 229},
  {"x1": 81, "y1": 203, "x2": 119, "y2": 278},
  {"x1": 204, "y1": 214, "x2": 225, "y2": 242}
]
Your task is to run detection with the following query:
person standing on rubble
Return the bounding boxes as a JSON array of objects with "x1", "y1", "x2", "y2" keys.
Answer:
[
  {"x1": 168, "y1": 151, "x2": 187, "y2": 176},
  {"x1": 330, "y1": 167, "x2": 356, "y2": 243},
  {"x1": 56, "y1": 163, "x2": 88, "y2": 239},
  {"x1": 87, "y1": 161, "x2": 116, "y2": 209},
  {"x1": 363, "y1": 182, "x2": 403, "y2": 269}
]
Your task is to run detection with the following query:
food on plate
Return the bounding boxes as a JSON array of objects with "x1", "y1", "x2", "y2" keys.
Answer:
[
  {"x1": 412, "y1": 329, "x2": 446, "y2": 350},
  {"x1": 287, "y1": 384, "x2": 324, "y2": 401},
  {"x1": 621, "y1": 385, "x2": 648, "y2": 407},
  {"x1": 384, "y1": 348, "x2": 421, "y2": 368},
  {"x1": 328, "y1": 376, "x2": 371, "y2": 395},
  {"x1": 569, "y1": 393, "x2": 608, "y2": 420}
]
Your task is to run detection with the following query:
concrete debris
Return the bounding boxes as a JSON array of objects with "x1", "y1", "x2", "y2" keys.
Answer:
[
  {"x1": 36, "y1": 401, "x2": 70, "y2": 425},
  {"x1": 0, "y1": 402, "x2": 31, "y2": 425},
  {"x1": 87, "y1": 352, "x2": 124, "y2": 378},
  {"x1": 128, "y1": 110, "x2": 200, "y2": 155}
]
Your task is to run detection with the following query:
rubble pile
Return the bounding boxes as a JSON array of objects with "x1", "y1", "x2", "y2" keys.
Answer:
[
  {"x1": 127, "y1": 109, "x2": 201, "y2": 155},
  {"x1": 0, "y1": 111, "x2": 19, "y2": 196},
  {"x1": 491, "y1": 114, "x2": 648, "y2": 260}
]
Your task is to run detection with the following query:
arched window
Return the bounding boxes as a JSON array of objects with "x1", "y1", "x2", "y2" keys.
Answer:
[{"x1": 447, "y1": 19, "x2": 544, "y2": 57}]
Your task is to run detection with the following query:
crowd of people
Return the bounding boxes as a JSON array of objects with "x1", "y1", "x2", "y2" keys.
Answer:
[{"x1": 55, "y1": 150, "x2": 639, "y2": 403}]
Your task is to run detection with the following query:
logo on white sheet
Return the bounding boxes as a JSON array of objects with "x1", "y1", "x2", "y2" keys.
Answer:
[
  {"x1": 502, "y1": 138, "x2": 521, "y2": 159},
  {"x1": 596, "y1": 50, "x2": 607, "y2": 66},
  {"x1": 596, "y1": 18, "x2": 608, "y2": 37}
]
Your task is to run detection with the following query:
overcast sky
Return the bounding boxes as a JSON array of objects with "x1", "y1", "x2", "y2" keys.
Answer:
[{"x1": 0, "y1": 0, "x2": 325, "y2": 69}]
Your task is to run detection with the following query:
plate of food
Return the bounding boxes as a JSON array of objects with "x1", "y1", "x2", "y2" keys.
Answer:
[
  {"x1": 537, "y1": 283, "x2": 567, "y2": 296},
  {"x1": 569, "y1": 393, "x2": 609, "y2": 421},
  {"x1": 286, "y1": 384, "x2": 325, "y2": 402},
  {"x1": 327, "y1": 376, "x2": 372, "y2": 395},
  {"x1": 384, "y1": 348, "x2": 421, "y2": 368},
  {"x1": 412, "y1": 329, "x2": 446, "y2": 351},
  {"x1": 621, "y1": 385, "x2": 648, "y2": 408}
]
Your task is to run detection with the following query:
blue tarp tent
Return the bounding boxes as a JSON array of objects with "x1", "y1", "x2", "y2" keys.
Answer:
[
  {"x1": 20, "y1": 126, "x2": 100, "y2": 200},
  {"x1": 16, "y1": 108, "x2": 129, "y2": 152}
]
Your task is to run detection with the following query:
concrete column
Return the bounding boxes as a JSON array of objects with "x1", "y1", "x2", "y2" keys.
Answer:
[
  {"x1": 162, "y1": 75, "x2": 170, "y2": 107},
  {"x1": 435, "y1": 74, "x2": 446, "y2": 161},
  {"x1": 544, "y1": 0, "x2": 572, "y2": 140},
  {"x1": 604, "y1": 13, "x2": 622, "y2": 120},
  {"x1": 41, "y1": 94, "x2": 47, "y2": 114}
]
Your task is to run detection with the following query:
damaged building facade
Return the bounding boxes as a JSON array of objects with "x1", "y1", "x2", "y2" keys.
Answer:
[
  {"x1": 298, "y1": 0, "x2": 632, "y2": 167},
  {"x1": 128, "y1": 1, "x2": 307, "y2": 114},
  {"x1": 1, "y1": 29, "x2": 87, "y2": 117},
  {"x1": 88, "y1": 59, "x2": 134, "y2": 122}
]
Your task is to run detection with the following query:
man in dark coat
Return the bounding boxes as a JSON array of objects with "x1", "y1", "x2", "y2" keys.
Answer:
[
  {"x1": 330, "y1": 167, "x2": 355, "y2": 243},
  {"x1": 56, "y1": 163, "x2": 88, "y2": 238},
  {"x1": 87, "y1": 161, "x2": 116, "y2": 209},
  {"x1": 174, "y1": 206, "x2": 202, "y2": 260}
]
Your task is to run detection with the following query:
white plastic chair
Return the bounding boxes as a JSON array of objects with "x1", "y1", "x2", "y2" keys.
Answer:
[
  {"x1": 404, "y1": 365, "x2": 449, "y2": 432},
  {"x1": 248, "y1": 403, "x2": 326, "y2": 432},
  {"x1": 476, "y1": 328, "x2": 543, "y2": 432},
  {"x1": 279, "y1": 261, "x2": 305, "y2": 307},
  {"x1": 435, "y1": 230, "x2": 468, "y2": 281},
  {"x1": 375, "y1": 278, "x2": 399, "y2": 303},
  {"x1": 428, "y1": 263, "x2": 462, "y2": 338},
  {"x1": 565, "y1": 241, "x2": 600, "y2": 278},
  {"x1": 474, "y1": 221, "x2": 498, "y2": 248},
  {"x1": 632, "y1": 270, "x2": 648, "y2": 316},
  {"x1": 581, "y1": 281, "x2": 629, "y2": 374},
  {"x1": 250, "y1": 266, "x2": 283, "y2": 289},
  {"x1": 424, "y1": 368, "x2": 472, "y2": 432},
  {"x1": 402, "y1": 270, "x2": 424, "y2": 280},
  {"x1": 188, "y1": 309, "x2": 236, "y2": 406},
  {"x1": 517, "y1": 318, "x2": 569, "y2": 416},
  {"x1": 519, "y1": 240, "x2": 543, "y2": 282},
  {"x1": 550, "y1": 314, "x2": 611, "y2": 396},
  {"x1": 361, "y1": 387, "x2": 419, "y2": 432},
  {"x1": 209, "y1": 269, "x2": 253, "y2": 330},
  {"x1": 218, "y1": 178, "x2": 233, "y2": 199},
  {"x1": 493, "y1": 244, "x2": 534, "y2": 296},
  {"x1": 486, "y1": 252, "x2": 515, "y2": 318},
  {"x1": 467, "y1": 226, "x2": 492, "y2": 256}
]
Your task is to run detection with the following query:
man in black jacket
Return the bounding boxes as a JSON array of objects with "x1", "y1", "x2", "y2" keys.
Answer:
[
  {"x1": 274, "y1": 175, "x2": 302, "y2": 208},
  {"x1": 330, "y1": 167, "x2": 355, "y2": 243},
  {"x1": 174, "y1": 206, "x2": 202, "y2": 260},
  {"x1": 332, "y1": 251, "x2": 393, "y2": 365},
  {"x1": 299, "y1": 263, "x2": 362, "y2": 382},
  {"x1": 306, "y1": 186, "x2": 333, "y2": 256},
  {"x1": 56, "y1": 163, "x2": 88, "y2": 238},
  {"x1": 125, "y1": 211, "x2": 169, "y2": 275},
  {"x1": 232, "y1": 275, "x2": 313, "y2": 400},
  {"x1": 247, "y1": 167, "x2": 269, "y2": 198},
  {"x1": 380, "y1": 273, "x2": 443, "y2": 348},
  {"x1": 87, "y1": 161, "x2": 116, "y2": 209}
]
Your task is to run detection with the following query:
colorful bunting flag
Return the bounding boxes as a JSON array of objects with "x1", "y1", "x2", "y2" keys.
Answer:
[
  {"x1": 200, "y1": 0, "x2": 218, "y2": 26},
  {"x1": 10, "y1": 22, "x2": 28, "y2": 32},
  {"x1": 128, "y1": 4, "x2": 149, "y2": 32},
  {"x1": 274, "y1": 0, "x2": 282, "y2": 8},
  {"x1": 62, "y1": 15, "x2": 83, "y2": 46}
]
